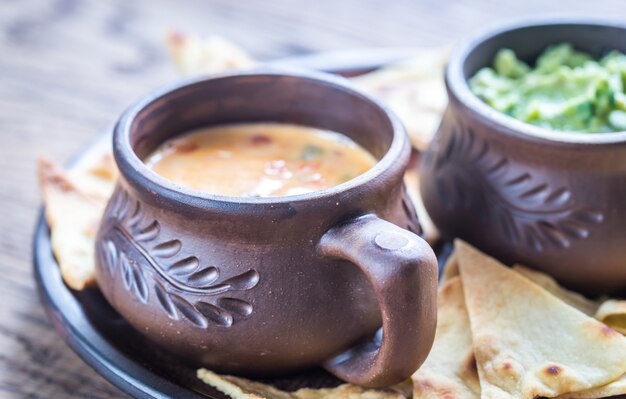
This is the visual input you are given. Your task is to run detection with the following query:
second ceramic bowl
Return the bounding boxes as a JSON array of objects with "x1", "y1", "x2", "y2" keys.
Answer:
[{"x1": 420, "y1": 19, "x2": 626, "y2": 295}]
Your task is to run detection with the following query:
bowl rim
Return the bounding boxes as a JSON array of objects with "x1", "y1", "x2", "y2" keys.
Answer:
[
  {"x1": 113, "y1": 67, "x2": 409, "y2": 209},
  {"x1": 446, "y1": 17, "x2": 626, "y2": 145}
]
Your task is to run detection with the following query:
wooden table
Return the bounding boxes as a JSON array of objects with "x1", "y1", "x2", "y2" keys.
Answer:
[{"x1": 1, "y1": 1, "x2": 623, "y2": 397}]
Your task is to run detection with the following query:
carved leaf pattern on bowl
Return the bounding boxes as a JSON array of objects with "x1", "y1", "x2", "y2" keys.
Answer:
[
  {"x1": 98, "y1": 189, "x2": 259, "y2": 328},
  {"x1": 424, "y1": 127, "x2": 604, "y2": 252}
]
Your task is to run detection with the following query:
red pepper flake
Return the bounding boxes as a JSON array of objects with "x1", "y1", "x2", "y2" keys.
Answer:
[
  {"x1": 175, "y1": 143, "x2": 199, "y2": 154},
  {"x1": 169, "y1": 30, "x2": 185, "y2": 45},
  {"x1": 250, "y1": 134, "x2": 272, "y2": 145}
]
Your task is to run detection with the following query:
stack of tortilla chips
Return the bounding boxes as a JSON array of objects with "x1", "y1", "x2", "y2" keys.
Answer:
[
  {"x1": 196, "y1": 369, "x2": 412, "y2": 399},
  {"x1": 38, "y1": 148, "x2": 117, "y2": 290},
  {"x1": 412, "y1": 240, "x2": 626, "y2": 399}
]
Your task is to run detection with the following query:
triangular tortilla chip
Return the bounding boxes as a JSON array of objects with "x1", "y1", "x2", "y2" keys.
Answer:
[
  {"x1": 512, "y1": 265, "x2": 600, "y2": 317},
  {"x1": 441, "y1": 252, "x2": 459, "y2": 284},
  {"x1": 456, "y1": 240, "x2": 626, "y2": 399},
  {"x1": 295, "y1": 383, "x2": 408, "y2": 399},
  {"x1": 197, "y1": 369, "x2": 408, "y2": 399},
  {"x1": 595, "y1": 299, "x2": 626, "y2": 335},
  {"x1": 39, "y1": 158, "x2": 105, "y2": 290},
  {"x1": 351, "y1": 48, "x2": 449, "y2": 150},
  {"x1": 69, "y1": 151, "x2": 118, "y2": 202},
  {"x1": 167, "y1": 31, "x2": 257, "y2": 77},
  {"x1": 197, "y1": 369, "x2": 295, "y2": 399},
  {"x1": 403, "y1": 168, "x2": 439, "y2": 245},
  {"x1": 555, "y1": 373, "x2": 626, "y2": 399},
  {"x1": 412, "y1": 276, "x2": 480, "y2": 398}
]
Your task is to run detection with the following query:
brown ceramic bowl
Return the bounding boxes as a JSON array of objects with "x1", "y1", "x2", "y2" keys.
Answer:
[
  {"x1": 420, "y1": 19, "x2": 626, "y2": 295},
  {"x1": 94, "y1": 69, "x2": 438, "y2": 387}
]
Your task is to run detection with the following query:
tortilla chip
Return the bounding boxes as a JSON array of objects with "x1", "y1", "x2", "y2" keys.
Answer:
[
  {"x1": 440, "y1": 252, "x2": 459, "y2": 284},
  {"x1": 385, "y1": 380, "x2": 413, "y2": 398},
  {"x1": 351, "y1": 48, "x2": 449, "y2": 151},
  {"x1": 595, "y1": 299, "x2": 626, "y2": 335},
  {"x1": 512, "y1": 265, "x2": 601, "y2": 317},
  {"x1": 555, "y1": 373, "x2": 626, "y2": 399},
  {"x1": 456, "y1": 240, "x2": 626, "y2": 399},
  {"x1": 39, "y1": 158, "x2": 105, "y2": 290},
  {"x1": 86, "y1": 151, "x2": 117, "y2": 180},
  {"x1": 167, "y1": 31, "x2": 257, "y2": 76},
  {"x1": 295, "y1": 383, "x2": 408, "y2": 399},
  {"x1": 403, "y1": 168, "x2": 439, "y2": 245},
  {"x1": 197, "y1": 369, "x2": 295, "y2": 399},
  {"x1": 69, "y1": 152, "x2": 118, "y2": 201},
  {"x1": 412, "y1": 276, "x2": 480, "y2": 399},
  {"x1": 197, "y1": 369, "x2": 408, "y2": 399}
]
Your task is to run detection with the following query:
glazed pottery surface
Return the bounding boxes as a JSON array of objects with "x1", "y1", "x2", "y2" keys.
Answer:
[
  {"x1": 95, "y1": 69, "x2": 438, "y2": 387},
  {"x1": 420, "y1": 20, "x2": 626, "y2": 295}
]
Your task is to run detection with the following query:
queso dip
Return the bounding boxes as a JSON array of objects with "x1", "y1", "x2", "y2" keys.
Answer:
[{"x1": 145, "y1": 123, "x2": 377, "y2": 197}]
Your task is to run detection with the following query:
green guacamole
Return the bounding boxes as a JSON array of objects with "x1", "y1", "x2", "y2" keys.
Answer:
[{"x1": 469, "y1": 43, "x2": 626, "y2": 133}]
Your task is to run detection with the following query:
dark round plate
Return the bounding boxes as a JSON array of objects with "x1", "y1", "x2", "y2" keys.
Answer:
[{"x1": 34, "y1": 49, "x2": 449, "y2": 399}]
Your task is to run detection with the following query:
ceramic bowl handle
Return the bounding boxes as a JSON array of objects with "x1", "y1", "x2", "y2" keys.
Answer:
[{"x1": 318, "y1": 214, "x2": 438, "y2": 387}]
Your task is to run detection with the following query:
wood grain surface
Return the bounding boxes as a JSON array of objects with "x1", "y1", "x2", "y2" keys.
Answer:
[{"x1": 1, "y1": 1, "x2": 625, "y2": 397}]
